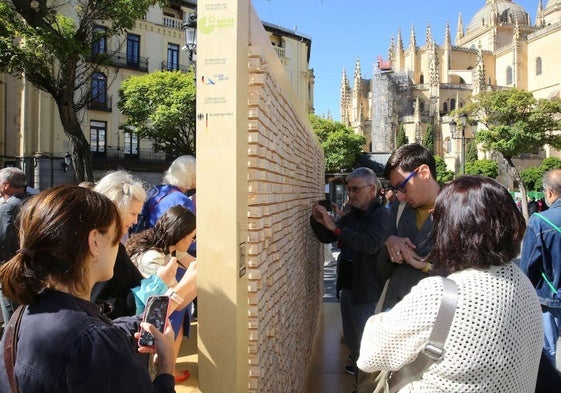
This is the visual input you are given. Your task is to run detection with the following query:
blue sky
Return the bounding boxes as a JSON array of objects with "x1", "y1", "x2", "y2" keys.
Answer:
[{"x1": 252, "y1": 0, "x2": 538, "y2": 121}]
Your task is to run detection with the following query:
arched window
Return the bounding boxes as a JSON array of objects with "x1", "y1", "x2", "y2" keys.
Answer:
[
  {"x1": 450, "y1": 99, "x2": 456, "y2": 111},
  {"x1": 506, "y1": 66, "x2": 513, "y2": 85},
  {"x1": 536, "y1": 57, "x2": 543, "y2": 76},
  {"x1": 419, "y1": 74, "x2": 424, "y2": 84},
  {"x1": 91, "y1": 72, "x2": 107, "y2": 104},
  {"x1": 443, "y1": 102, "x2": 448, "y2": 113}
]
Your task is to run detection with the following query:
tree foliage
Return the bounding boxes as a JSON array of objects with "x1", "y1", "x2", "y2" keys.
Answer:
[
  {"x1": 465, "y1": 159, "x2": 499, "y2": 178},
  {"x1": 422, "y1": 123, "x2": 435, "y2": 155},
  {"x1": 465, "y1": 140, "x2": 478, "y2": 163},
  {"x1": 396, "y1": 124, "x2": 408, "y2": 148},
  {"x1": 435, "y1": 155, "x2": 454, "y2": 185},
  {"x1": 465, "y1": 88, "x2": 561, "y2": 220},
  {"x1": 119, "y1": 71, "x2": 196, "y2": 158},
  {"x1": 520, "y1": 157, "x2": 561, "y2": 191},
  {"x1": 309, "y1": 114, "x2": 365, "y2": 173},
  {"x1": 0, "y1": 0, "x2": 161, "y2": 181}
]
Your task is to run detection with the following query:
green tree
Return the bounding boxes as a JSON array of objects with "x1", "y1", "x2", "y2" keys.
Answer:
[
  {"x1": 119, "y1": 71, "x2": 196, "y2": 157},
  {"x1": 520, "y1": 167, "x2": 542, "y2": 191},
  {"x1": 465, "y1": 140, "x2": 478, "y2": 164},
  {"x1": 0, "y1": 0, "x2": 160, "y2": 182},
  {"x1": 435, "y1": 155, "x2": 454, "y2": 185},
  {"x1": 396, "y1": 124, "x2": 408, "y2": 148},
  {"x1": 465, "y1": 159, "x2": 499, "y2": 178},
  {"x1": 520, "y1": 157, "x2": 561, "y2": 190},
  {"x1": 422, "y1": 123, "x2": 435, "y2": 154},
  {"x1": 465, "y1": 88, "x2": 561, "y2": 220},
  {"x1": 309, "y1": 114, "x2": 365, "y2": 172}
]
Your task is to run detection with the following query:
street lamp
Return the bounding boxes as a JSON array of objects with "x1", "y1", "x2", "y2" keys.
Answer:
[
  {"x1": 449, "y1": 113, "x2": 468, "y2": 175},
  {"x1": 182, "y1": 12, "x2": 197, "y2": 66}
]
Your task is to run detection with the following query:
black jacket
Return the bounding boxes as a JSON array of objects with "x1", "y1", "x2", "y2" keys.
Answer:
[{"x1": 310, "y1": 200, "x2": 390, "y2": 304}]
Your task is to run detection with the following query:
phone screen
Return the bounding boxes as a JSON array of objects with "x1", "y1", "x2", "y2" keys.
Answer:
[{"x1": 138, "y1": 295, "x2": 170, "y2": 347}]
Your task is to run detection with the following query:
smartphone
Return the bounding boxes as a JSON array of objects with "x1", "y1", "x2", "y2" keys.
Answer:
[
  {"x1": 138, "y1": 295, "x2": 171, "y2": 347},
  {"x1": 318, "y1": 199, "x2": 332, "y2": 211}
]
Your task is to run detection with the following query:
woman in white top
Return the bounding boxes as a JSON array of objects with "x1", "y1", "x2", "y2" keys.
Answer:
[
  {"x1": 358, "y1": 175, "x2": 543, "y2": 392},
  {"x1": 126, "y1": 205, "x2": 197, "y2": 382}
]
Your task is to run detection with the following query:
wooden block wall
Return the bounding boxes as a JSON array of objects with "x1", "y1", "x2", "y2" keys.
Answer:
[{"x1": 246, "y1": 47, "x2": 325, "y2": 392}]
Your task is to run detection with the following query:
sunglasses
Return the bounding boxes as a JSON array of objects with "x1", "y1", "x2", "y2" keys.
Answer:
[{"x1": 388, "y1": 167, "x2": 420, "y2": 193}]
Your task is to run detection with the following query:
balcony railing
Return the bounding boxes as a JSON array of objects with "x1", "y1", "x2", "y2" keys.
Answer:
[
  {"x1": 163, "y1": 16, "x2": 183, "y2": 30},
  {"x1": 87, "y1": 95, "x2": 113, "y2": 112},
  {"x1": 91, "y1": 146, "x2": 171, "y2": 171},
  {"x1": 161, "y1": 61, "x2": 191, "y2": 73},
  {"x1": 273, "y1": 46, "x2": 286, "y2": 58},
  {"x1": 109, "y1": 51, "x2": 149, "y2": 72}
]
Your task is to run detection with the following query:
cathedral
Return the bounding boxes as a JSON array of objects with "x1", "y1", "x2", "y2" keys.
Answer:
[{"x1": 340, "y1": 0, "x2": 561, "y2": 177}]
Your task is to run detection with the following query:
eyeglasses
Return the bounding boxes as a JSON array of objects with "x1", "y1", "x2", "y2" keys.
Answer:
[
  {"x1": 346, "y1": 184, "x2": 373, "y2": 194},
  {"x1": 389, "y1": 167, "x2": 420, "y2": 193}
]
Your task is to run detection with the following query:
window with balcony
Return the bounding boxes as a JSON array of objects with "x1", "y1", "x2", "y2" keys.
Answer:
[
  {"x1": 92, "y1": 26, "x2": 107, "y2": 55},
  {"x1": 127, "y1": 34, "x2": 140, "y2": 67},
  {"x1": 91, "y1": 72, "x2": 107, "y2": 104},
  {"x1": 167, "y1": 43, "x2": 180, "y2": 71},
  {"x1": 90, "y1": 121, "x2": 106, "y2": 157},
  {"x1": 124, "y1": 131, "x2": 139, "y2": 159},
  {"x1": 536, "y1": 57, "x2": 543, "y2": 76}
]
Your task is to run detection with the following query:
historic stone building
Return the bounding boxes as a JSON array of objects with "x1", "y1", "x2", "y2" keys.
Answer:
[
  {"x1": 0, "y1": 0, "x2": 314, "y2": 187},
  {"x1": 341, "y1": 0, "x2": 561, "y2": 183}
]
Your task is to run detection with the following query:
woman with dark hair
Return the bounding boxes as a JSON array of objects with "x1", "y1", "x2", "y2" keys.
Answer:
[
  {"x1": 357, "y1": 176, "x2": 543, "y2": 392},
  {"x1": 127, "y1": 204, "x2": 197, "y2": 382},
  {"x1": 0, "y1": 185, "x2": 175, "y2": 393}
]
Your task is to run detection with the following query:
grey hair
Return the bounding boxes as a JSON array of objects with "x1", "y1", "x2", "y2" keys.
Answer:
[
  {"x1": 94, "y1": 170, "x2": 147, "y2": 216},
  {"x1": 0, "y1": 167, "x2": 26, "y2": 189},
  {"x1": 346, "y1": 167, "x2": 378, "y2": 190},
  {"x1": 163, "y1": 155, "x2": 196, "y2": 191},
  {"x1": 543, "y1": 169, "x2": 561, "y2": 196}
]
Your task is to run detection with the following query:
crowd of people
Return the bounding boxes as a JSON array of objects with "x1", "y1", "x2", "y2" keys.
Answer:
[
  {"x1": 311, "y1": 144, "x2": 561, "y2": 392},
  {"x1": 2, "y1": 144, "x2": 561, "y2": 392},
  {"x1": 0, "y1": 155, "x2": 198, "y2": 392}
]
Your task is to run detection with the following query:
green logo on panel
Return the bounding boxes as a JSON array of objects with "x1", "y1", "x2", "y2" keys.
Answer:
[{"x1": 198, "y1": 16, "x2": 235, "y2": 34}]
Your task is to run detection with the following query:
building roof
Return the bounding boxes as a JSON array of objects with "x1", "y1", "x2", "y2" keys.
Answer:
[{"x1": 467, "y1": 0, "x2": 530, "y2": 34}]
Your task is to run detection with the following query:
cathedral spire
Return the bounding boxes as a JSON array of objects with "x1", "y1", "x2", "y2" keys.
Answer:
[
  {"x1": 425, "y1": 21, "x2": 433, "y2": 48},
  {"x1": 444, "y1": 21, "x2": 451, "y2": 49},
  {"x1": 537, "y1": 0, "x2": 545, "y2": 27},
  {"x1": 409, "y1": 23, "x2": 417, "y2": 52},
  {"x1": 456, "y1": 12, "x2": 464, "y2": 45},
  {"x1": 340, "y1": 68, "x2": 351, "y2": 125}
]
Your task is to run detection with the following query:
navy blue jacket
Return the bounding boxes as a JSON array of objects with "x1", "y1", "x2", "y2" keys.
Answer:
[
  {"x1": 0, "y1": 289, "x2": 174, "y2": 393},
  {"x1": 520, "y1": 198, "x2": 561, "y2": 308}
]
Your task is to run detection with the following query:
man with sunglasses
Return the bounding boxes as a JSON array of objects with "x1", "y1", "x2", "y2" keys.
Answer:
[
  {"x1": 310, "y1": 167, "x2": 390, "y2": 379},
  {"x1": 380, "y1": 143, "x2": 441, "y2": 310},
  {"x1": 354, "y1": 144, "x2": 441, "y2": 393}
]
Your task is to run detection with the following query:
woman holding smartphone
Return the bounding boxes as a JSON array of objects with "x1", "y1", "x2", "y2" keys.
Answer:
[
  {"x1": 0, "y1": 185, "x2": 175, "y2": 393},
  {"x1": 127, "y1": 204, "x2": 197, "y2": 382}
]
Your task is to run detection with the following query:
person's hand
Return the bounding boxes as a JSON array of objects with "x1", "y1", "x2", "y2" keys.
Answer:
[
  {"x1": 385, "y1": 235, "x2": 416, "y2": 264},
  {"x1": 311, "y1": 203, "x2": 336, "y2": 231},
  {"x1": 332, "y1": 203, "x2": 346, "y2": 217},
  {"x1": 136, "y1": 321, "x2": 175, "y2": 376}
]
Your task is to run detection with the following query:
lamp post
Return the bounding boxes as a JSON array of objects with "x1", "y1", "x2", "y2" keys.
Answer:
[
  {"x1": 449, "y1": 113, "x2": 468, "y2": 175},
  {"x1": 182, "y1": 12, "x2": 197, "y2": 69}
]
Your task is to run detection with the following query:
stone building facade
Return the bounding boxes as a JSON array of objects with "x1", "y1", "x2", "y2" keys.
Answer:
[{"x1": 341, "y1": 0, "x2": 561, "y2": 183}]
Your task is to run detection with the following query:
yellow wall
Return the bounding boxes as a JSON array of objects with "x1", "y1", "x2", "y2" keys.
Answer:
[{"x1": 196, "y1": 1, "x2": 324, "y2": 392}]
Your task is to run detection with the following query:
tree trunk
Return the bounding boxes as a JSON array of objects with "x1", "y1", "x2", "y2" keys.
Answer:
[
  {"x1": 57, "y1": 101, "x2": 94, "y2": 183},
  {"x1": 505, "y1": 157, "x2": 529, "y2": 222}
]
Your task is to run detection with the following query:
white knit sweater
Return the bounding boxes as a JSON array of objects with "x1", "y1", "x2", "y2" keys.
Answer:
[{"x1": 357, "y1": 263, "x2": 543, "y2": 392}]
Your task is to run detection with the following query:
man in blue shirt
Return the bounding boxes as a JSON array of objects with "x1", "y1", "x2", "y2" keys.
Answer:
[{"x1": 520, "y1": 169, "x2": 561, "y2": 369}]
